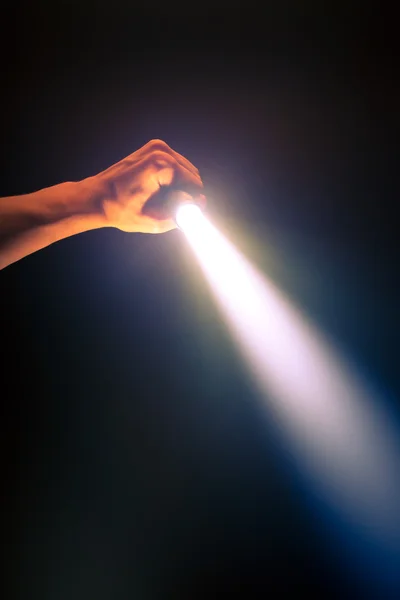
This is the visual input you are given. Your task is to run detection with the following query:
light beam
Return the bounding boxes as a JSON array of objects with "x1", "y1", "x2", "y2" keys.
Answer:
[{"x1": 177, "y1": 205, "x2": 400, "y2": 591}]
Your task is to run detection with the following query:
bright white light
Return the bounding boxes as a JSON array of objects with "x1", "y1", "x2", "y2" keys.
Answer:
[
  {"x1": 175, "y1": 203, "x2": 204, "y2": 231},
  {"x1": 179, "y1": 210, "x2": 400, "y2": 588}
]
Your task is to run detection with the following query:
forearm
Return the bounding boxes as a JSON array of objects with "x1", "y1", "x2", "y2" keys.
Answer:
[{"x1": 0, "y1": 178, "x2": 108, "y2": 269}]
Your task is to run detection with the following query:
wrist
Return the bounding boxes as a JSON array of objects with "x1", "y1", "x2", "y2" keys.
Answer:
[
  {"x1": 74, "y1": 176, "x2": 106, "y2": 219},
  {"x1": 58, "y1": 176, "x2": 110, "y2": 233},
  {"x1": 36, "y1": 177, "x2": 110, "y2": 235}
]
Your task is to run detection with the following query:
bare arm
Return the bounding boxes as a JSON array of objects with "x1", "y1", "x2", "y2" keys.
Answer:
[
  {"x1": 0, "y1": 179, "x2": 108, "y2": 269},
  {"x1": 0, "y1": 140, "x2": 204, "y2": 270}
]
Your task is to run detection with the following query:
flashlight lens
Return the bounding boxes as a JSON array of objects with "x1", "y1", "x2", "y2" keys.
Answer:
[{"x1": 175, "y1": 203, "x2": 203, "y2": 230}]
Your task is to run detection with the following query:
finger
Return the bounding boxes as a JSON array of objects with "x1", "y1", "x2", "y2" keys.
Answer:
[
  {"x1": 132, "y1": 150, "x2": 203, "y2": 194},
  {"x1": 138, "y1": 139, "x2": 200, "y2": 177},
  {"x1": 154, "y1": 219, "x2": 176, "y2": 234},
  {"x1": 169, "y1": 161, "x2": 204, "y2": 198},
  {"x1": 140, "y1": 214, "x2": 176, "y2": 234}
]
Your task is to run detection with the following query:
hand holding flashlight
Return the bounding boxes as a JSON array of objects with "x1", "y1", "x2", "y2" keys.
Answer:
[
  {"x1": 97, "y1": 139, "x2": 205, "y2": 234},
  {"x1": 0, "y1": 139, "x2": 204, "y2": 268}
]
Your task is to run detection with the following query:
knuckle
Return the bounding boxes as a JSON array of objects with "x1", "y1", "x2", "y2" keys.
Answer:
[
  {"x1": 150, "y1": 150, "x2": 173, "y2": 167},
  {"x1": 147, "y1": 139, "x2": 171, "y2": 152}
]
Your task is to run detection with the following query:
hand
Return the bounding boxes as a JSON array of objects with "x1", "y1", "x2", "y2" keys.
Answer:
[
  {"x1": 0, "y1": 139, "x2": 204, "y2": 269},
  {"x1": 95, "y1": 139, "x2": 204, "y2": 234}
]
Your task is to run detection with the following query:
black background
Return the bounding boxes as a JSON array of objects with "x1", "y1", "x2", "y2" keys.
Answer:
[{"x1": 1, "y1": 3, "x2": 399, "y2": 598}]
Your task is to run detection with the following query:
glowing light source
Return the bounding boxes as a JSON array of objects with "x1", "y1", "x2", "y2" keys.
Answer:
[
  {"x1": 175, "y1": 203, "x2": 204, "y2": 231},
  {"x1": 178, "y1": 207, "x2": 400, "y2": 592}
]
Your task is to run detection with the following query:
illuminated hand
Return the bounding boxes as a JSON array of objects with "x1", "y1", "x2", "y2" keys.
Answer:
[
  {"x1": 97, "y1": 139, "x2": 204, "y2": 234},
  {"x1": 0, "y1": 140, "x2": 203, "y2": 269}
]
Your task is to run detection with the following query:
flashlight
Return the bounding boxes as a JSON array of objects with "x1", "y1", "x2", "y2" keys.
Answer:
[
  {"x1": 175, "y1": 203, "x2": 204, "y2": 230},
  {"x1": 163, "y1": 189, "x2": 206, "y2": 228}
]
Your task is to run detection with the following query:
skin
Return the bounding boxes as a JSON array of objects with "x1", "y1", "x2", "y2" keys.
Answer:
[{"x1": 0, "y1": 139, "x2": 204, "y2": 270}]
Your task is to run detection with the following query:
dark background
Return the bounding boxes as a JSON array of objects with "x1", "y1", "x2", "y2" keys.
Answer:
[{"x1": 1, "y1": 3, "x2": 399, "y2": 598}]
